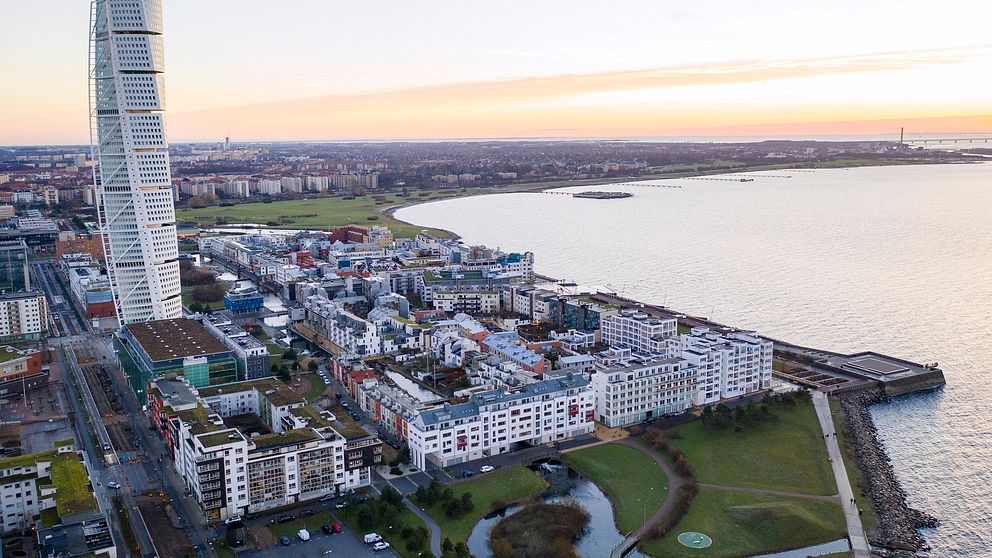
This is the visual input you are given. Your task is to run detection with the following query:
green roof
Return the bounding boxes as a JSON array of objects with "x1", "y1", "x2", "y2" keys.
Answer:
[
  {"x1": 331, "y1": 420, "x2": 370, "y2": 441},
  {"x1": 198, "y1": 430, "x2": 244, "y2": 448},
  {"x1": 197, "y1": 378, "x2": 303, "y2": 407},
  {"x1": 54, "y1": 439, "x2": 75, "y2": 448},
  {"x1": 50, "y1": 453, "x2": 96, "y2": 516},
  {"x1": 251, "y1": 429, "x2": 320, "y2": 450},
  {"x1": 177, "y1": 405, "x2": 220, "y2": 435},
  {"x1": 290, "y1": 406, "x2": 333, "y2": 429},
  {"x1": 0, "y1": 449, "x2": 56, "y2": 471},
  {"x1": 39, "y1": 506, "x2": 61, "y2": 528},
  {"x1": 0, "y1": 347, "x2": 24, "y2": 363}
]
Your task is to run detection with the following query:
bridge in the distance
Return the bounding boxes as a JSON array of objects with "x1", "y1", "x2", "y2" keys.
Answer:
[{"x1": 900, "y1": 133, "x2": 992, "y2": 145}]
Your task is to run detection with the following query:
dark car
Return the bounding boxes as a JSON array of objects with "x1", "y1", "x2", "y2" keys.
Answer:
[
  {"x1": 279, "y1": 536, "x2": 291, "y2": 546},
  {"x1": 321, "y1": 524, "x2": 334, "y2": 535},
  {"x1": 335, "y1": 393, "x2": 343, "y2": 399},
  {"x1": 461, "y1": 470, "x2": 475, "y2": 478},
  {"x1": 301, "y1": 509, "x2": 317, "y2": 517},
  {"x1": 277, "y1": 514, "x2": 296, "y2": 523}
]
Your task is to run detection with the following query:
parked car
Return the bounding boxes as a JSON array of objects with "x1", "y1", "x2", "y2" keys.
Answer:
[
  {"x1": 321, "y1": 524, "x2": 334, "y2": 535},
  {"x1": 461, "y1": 470, "x2": 475, "y2": 478},
  {"x1": 224, "y1": 515, "x2": 242, "y2": 525},
  {"x1": 277, "y1": 514, "x2": 295, "y2": 523},
  {"x1": 331, "y1": 521, "x2": 342, "y2": 533},
  {"x1": 301, "y1": 509, "x2": 316, "y2": 517},
  {"x1": 279, "y1": 536, "x2": 291, "y2": 546},
  {"x1": 372, "y1": 541, "x2": 391, "y2": 551},
  {"x1": 320, "y1": 494, "x2": 336, "y2": 502},
  {"x1": 297, "y1": 528, "x2": 310, "y2": 542},
  {"x1": 480, "y1": 465, "x2": 495, "y2": 473},
  {"x1": 107, "y1": 481, "x2": 122, "y2": 489},
  {"x1": 363, "y1": 533, "x2": 382, "y2": 544},
  {"x1": 335, "y1": 393, "x2": 343, "y2": 399},
  {"x1": 335, "y1": 501, "x2": 348, "y2": 509}
]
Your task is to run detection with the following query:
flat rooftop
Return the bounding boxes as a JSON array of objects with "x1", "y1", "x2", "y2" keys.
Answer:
[
  {"x1": 197, "y1": 377, "x2": 304, "y2": 407},
  {"x1": 127, "y1": 318, "x2": 229, "y2": 362}
]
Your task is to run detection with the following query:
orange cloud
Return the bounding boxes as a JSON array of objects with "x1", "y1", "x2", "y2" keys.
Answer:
[{"x1": 167, "y1": 47, "x2": 989, "y2": 140}]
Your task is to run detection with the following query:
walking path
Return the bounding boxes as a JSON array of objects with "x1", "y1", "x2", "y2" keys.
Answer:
[
  {"x1": 403, "y1": 498, "x2": 443, "y2": 558},
  {"x1": 697, "y1": 483, "x2": 840, "y2": 503},
  {"x1": 812, "y1": 391, "x2": 871, "y2": 558},
  {"x1": 376, "y1": 471, "x2": 443, "y2": 557},
  {"x1": 606, "y1": 438, "x2": 686, "y2": 558}
]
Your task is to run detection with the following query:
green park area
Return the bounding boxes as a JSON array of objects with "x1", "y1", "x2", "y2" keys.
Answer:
[
  {"x1": 638, "y1": 488, "x2": 847, "y2": 557},
  {"x1": 665, "y1": 397, "x2": 836, "y2": 495},
  {"x1": 176, "y1": 194, "x2": 454, "y2": 239},
  {"x1": 419, "y1": 465, "x2": 546, "y2": 545},
  {"x1": 561, "y1": 443, "x2": 669, "y2": 533},
  {"x1": 267, "y1": 510, "x2": 335, "y2": 539}
]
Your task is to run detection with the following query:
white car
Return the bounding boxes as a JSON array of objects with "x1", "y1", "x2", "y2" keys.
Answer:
[
  {"x1": 372, "y1": 541, "x2": 390, "y2": 551},
  {"x1": 224, "y1": 515, "x2": 241, "y2": 525},
  {"x1": 107, "y1": 482, "x2": 121, "y2": 489},
  {"x1": 363, "y1": 533, "x2": 382, "y2": 544},
  {"x1": 480, "y1": 465, "x2": 495, "y2": 473}
]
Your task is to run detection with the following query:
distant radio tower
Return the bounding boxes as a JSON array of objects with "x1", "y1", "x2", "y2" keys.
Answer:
[{"x1": 900, "y1": 127, "x2": 904, "y2": 145}]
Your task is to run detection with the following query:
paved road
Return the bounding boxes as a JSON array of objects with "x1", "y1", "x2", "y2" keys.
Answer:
[
  {"x1": 238, "y1": 508, "x2": 395, "y2": 558},
  {"x1": 812, "y1": 391, "x2": 870, "y2": 558}
]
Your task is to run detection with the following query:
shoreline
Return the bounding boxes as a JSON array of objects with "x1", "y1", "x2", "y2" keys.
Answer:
[
  {"x1": 835, "y1": 388, "x2": 938, "y2": 553},
  {"x1": 383, "y1": 158, "x2": 973, "y2": 241}
]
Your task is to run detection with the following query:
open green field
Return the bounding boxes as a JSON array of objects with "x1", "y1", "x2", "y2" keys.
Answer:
[
  {"x1": 666, "y1": 398, "x2": 836, "y2": 495},
  {"x1": 180, "y1": 284, "x2": 227, "y2": 311},
  {"x1": 420, "y1": 465, "x2": 546, "y2": 545},
  {"x1": 829, "y1": 398, "x2": 879, "y2": 532},
  {"x1": 562, "y1": 443, "x2": 669, "y2": 534},
  {"x1": 337, "y1": 505, "x2": 428, "y2": 558},
  {"x1": 50, "y1": 453, "x2": 96, "y2": 515},
  {"x1": 639, "y1": 488, "x2": 847, "y2": 558},
  {"x1": 176, "y1": 194, "x2": 454, "y2": 239}
]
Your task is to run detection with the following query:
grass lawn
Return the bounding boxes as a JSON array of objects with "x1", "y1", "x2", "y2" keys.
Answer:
[
  {"x1": 267, "y1": 510, "x2": 335, "y2": 539},
  {"x1": 561, "y1": 443, "x2": 669, "y2": 534},
  {"x1": 666, "y1": 398, "x2": 836, "y2": 495},
  {"x1": 176, "y1": 195, "x2": 452, "y2": 239},
  {"x1": 420, "y1": 465, "x2": 546, "y2": 545},
  {"x1": 301, "y1": 374, "x2": 328, "y2": 401},
  {"x1": 265, "y1": 343, "x2": 288, "y2": 356},
  {"x1": 818, "y1": 553, "x2": 854, "y2": 558},
  {"x1": 829, "y1": 398, "x2": 879, "y2": 532},
  {"x1": 336, "y1": 506, "x2": 428, "y2": 558},
  {"x1": 181, "y1": 285, "x2": 227, "y2": 311},
  {"x1": 639, "y1": 488, "x2": 847, "y2": 558}
]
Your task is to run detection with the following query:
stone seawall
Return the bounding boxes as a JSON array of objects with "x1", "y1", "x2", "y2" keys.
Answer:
[{"x1": 835, "y1": 388, "x2": 938, "y2": 553}]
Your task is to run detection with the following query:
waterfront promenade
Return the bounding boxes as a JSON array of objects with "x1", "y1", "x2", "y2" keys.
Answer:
[{"x1": 813, "y1": 391, "x2": 870, "y2": 558}]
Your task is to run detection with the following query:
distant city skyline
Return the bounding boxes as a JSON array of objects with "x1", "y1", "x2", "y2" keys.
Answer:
[{"x1": 2, "y1": 0, "x2": 990, "y2": 145}]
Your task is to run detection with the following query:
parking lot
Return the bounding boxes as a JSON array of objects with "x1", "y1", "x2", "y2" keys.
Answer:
[{"x1": 234, "y1": 503, "x2": 398, "y2": 558}]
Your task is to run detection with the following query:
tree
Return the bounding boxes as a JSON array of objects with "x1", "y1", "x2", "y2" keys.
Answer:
[
  {"x1": 282, "y1": 348, "x2": 298, "y2": 361},
  {"x1": 460, "y1": 491, "x2": 474, "y2": 512},
  {"x1": 380, "y1": 486, "x2": 403, "y2": 509},
  {"x1": 357, "y1": 507, "x2": 375, "y2": 529},
  {"x1": 307, "y1": 360, "x2": 319, "y2": 372},
  {"x1": 442, "y1": 538, "x2": 454, "y2": 554}
]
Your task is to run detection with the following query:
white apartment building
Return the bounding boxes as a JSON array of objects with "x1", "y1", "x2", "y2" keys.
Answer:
[
  {"x1": 591, "y1": 355, "x2": 696, "y2": 427},
  {"x1": 433, "y1": 290, "x2": 499, "y2": 315},
  {"x1": 180, "y1": 181, "x2": 216, "y2": 197},
  {"x1": 301, "y1": 295, "x2": 383, "y2": 356},
  {"x1": 280, "y1": 176, "x2": 303, "y2": 193},
  {"x1": 601, "y1": 310, "x2": 677, "y2": 353},
  {"x1": 407, "y1": 374, "x2": 594, "y2": 469},
  {"x1": 0, "y1": 442, "x2": 87, "y2": 534},
  {"x1": 91, "y1": 0, "x2": 183, "y2": 324},
  {"x1": 305, "y1": 175, "x2": 329, "y2": 192},
  {"x1": 256, "y1": 179, "x2": 281, "y2": 195},
  {"x1": 0, "y1": 291, "x2": 49, "y2": 343},
  {"x1": 151, "y1": 377, "x2": 381, "y2": 521},
  {"x1": 221, "y1": 179, "x2": 250, "y2": 198},
  {"x1": 669, "y1": 328, "x2": 773, "y2": 405}
]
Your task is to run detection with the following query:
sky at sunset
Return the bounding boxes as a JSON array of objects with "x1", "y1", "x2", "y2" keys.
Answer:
[{"x1": 1, "y1": 0, "x2": 990, "y2": 145}]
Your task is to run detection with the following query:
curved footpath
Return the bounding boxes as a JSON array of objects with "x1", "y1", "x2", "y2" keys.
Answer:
[{"x1": 403, "y1": 498, "x2": 443, "y2": 558}]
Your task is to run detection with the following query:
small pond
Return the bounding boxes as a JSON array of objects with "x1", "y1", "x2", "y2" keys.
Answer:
[{"x1": 467, "y1": 463, "x2": 647, "y2": 558}]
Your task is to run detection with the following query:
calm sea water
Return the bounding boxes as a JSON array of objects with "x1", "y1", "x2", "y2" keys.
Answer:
[{"x1": 397, "y1": 163, "x2": 992, "y2": 556}]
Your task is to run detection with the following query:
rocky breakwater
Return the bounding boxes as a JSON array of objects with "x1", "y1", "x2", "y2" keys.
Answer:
[{"x1": 835, "y1": 388, "x2": 938, "y2": 553}]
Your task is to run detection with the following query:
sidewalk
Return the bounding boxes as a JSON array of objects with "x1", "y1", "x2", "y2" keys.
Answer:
[{"x1": 812, "y1": 391, "x2": 871, "y2": 558}]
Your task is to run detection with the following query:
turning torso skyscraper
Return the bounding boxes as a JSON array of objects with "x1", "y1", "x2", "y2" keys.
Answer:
[{"x1": 89, "y1": 0, "x2": 182, "y2": 324}]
